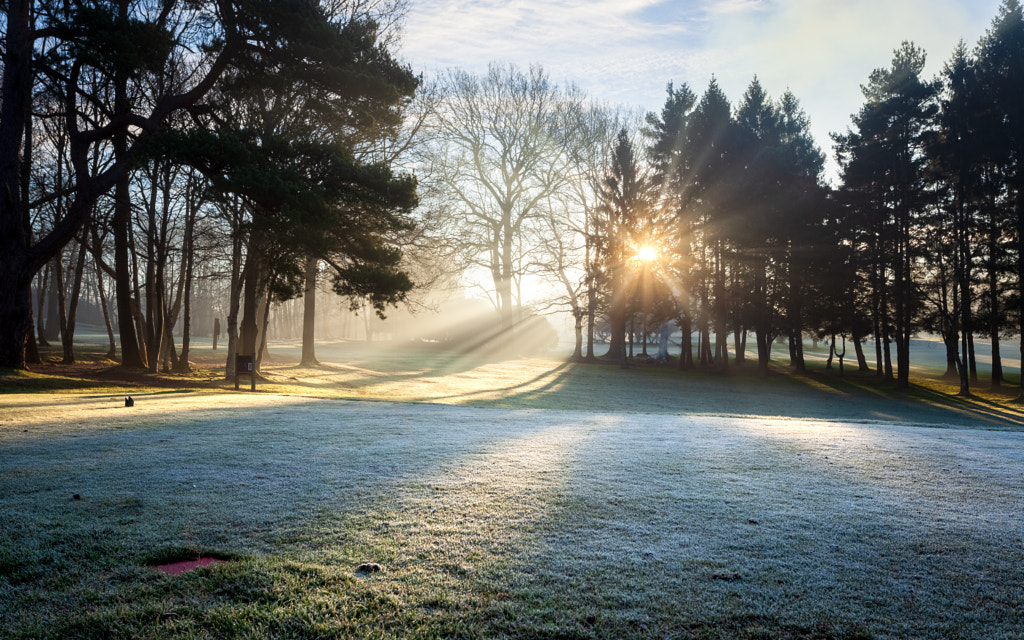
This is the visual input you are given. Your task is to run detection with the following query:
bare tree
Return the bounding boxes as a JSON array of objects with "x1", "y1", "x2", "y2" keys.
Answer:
[
  {"x1": 527, "y1": 102, "x2": 623, "y2": 360},
  {"x1": 425, "y1": 63, "x2": 583, "y2": 332}
]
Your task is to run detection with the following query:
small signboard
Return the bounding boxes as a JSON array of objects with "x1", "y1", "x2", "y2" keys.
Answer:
[{"x1": 235, "y1": 355, "x2": 255, "y2": 391}]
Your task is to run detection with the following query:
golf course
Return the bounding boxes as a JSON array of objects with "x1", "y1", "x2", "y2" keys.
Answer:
[{"x1": 2, "y1": 334, "x2": 1023, "y2": 639}]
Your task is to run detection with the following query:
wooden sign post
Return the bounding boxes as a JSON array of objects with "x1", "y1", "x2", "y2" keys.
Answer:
[{"x1": 235, "y1": 355, "x2": 255, "y2": 391}]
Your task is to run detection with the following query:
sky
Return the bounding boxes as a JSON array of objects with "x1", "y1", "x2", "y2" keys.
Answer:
[{"x1": 399, "y1": 0, "x2": 1006, "y2": 182}]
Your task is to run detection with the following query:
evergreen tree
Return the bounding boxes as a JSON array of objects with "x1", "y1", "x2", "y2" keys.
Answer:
[
  {"x1": 685, "y1": 78, "x2": 740, "y2": 368},
  {"x1": 975, "y1": 0, "x2": 1024, "y2": 399},
  {"x1": 646, "y1": 82, "x2": 698, "y2": 367},
  {"x1": 595, "y1": 128, "x2": 654, "y2": 364},
  {"x1": 834, "y1": 42, "x2": 938, "y2": 389},
  {"x1": 928, "y1": 41, "x2": 984, "y2": 395}
]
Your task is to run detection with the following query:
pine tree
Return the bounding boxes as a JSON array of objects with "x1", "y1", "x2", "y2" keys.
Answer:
[
  {"x1": 834, "y1": 42, "x2": 938, "y2": 389},
  {"x1": 975, "y1": 0, "x2": 1024, "y2": 400}
]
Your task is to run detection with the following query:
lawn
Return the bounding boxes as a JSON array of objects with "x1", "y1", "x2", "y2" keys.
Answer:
[{"x1": 1, "y1": 335, "x2": 1023, "y2": 639}]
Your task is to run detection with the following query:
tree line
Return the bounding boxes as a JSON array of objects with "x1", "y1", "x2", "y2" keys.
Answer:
[
  {"x1": 1, "y1": 0, "x2": 425, "y2": 375},
  {"x1": 2, "y1": 1, "x2": 1023, "y2": 400},
  {"x1": 418, "y1": 1, "x2": 1024, "y2": 398}
]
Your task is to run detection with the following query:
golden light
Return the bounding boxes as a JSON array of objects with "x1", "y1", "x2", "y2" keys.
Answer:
[{"x1": 636, "y1": 245, "x2": 658, "y2": 262}]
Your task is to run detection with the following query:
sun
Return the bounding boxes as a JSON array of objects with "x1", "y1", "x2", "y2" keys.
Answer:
[{"x1": 636, "y1": 245, "x2": 658, "y2": 262}]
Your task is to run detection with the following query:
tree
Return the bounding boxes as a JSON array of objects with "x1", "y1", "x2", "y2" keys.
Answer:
[
  {"x1": 595, "y1": 128, "x2": 656, "y2": 364},
  {"x1": 525, "y1": 101, "x2": 621, "y2": 361},
  {"x1": 646, "y1": 82, "x2": 698, "y2": 368},
  {"x1": 975, "y1": 0, "x2": 1024, "y2": 400},
  {"x1": 927, "y1": 41, "x2": 984, "y2": 395},
  {"x1": 834, "y1": 42, "x2": 938, "y2": 389},
  {"x1": 1, "y1": 0, "x2": 353, "y2": 370},
  {"x1": 734, "y1": 77, "x2": 785, "y2": 374},
  {"x1": 426, "y1": 63, "x2": 581, "y2": 333},
  {"x1": 684, "y1": 78, "x2": 741, "y2": 369}
]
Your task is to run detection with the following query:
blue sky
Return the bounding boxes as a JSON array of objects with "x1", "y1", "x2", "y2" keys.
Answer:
[{"x1": 400, "y1": 0, "x2": 1005, "y2": 181}]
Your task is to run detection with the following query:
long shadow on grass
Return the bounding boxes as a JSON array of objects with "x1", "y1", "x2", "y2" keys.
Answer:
[
  {"x1": 508, "y1": 415, "x2": 1024, "y2": 638},
  {"x1": 12, "y1": 397, "x2": 1022, "y2": 638},
  {"x1": 463, "y1": 360, "x2": 1024, "y2": 430},
  {"x1": 784, "y1": 369, "x2": 1024, "y2": 431},
  {"x1": 0, "y1": 399, "x2": 593, "y2": 638}
]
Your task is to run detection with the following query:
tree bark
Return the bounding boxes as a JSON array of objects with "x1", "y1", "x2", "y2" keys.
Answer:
[
  {"x1": 59, "y1": 240, "x2": 87, "y2": 364},
  {"x1": 225, "y1": 211, "x2": 245, "y2": 380},
  {"x1": 44, "y1": 257, "x2": 61, "y2": 343},
  {"x1": 238, "y1": 243, "x2": 261, "y2": 364},
  {"x1": 112, "y1": 46, "x2": 145, "y2": 368},
  {"x1": 852, "y1": 329, "x2": 869, "y2": 372},
  {"x1": 606, "y1": 263, "x2": 627, "y2": 363},
  {"x1": 35, "y1": 266, "x2": 50, "y2": 348},
  {"x1": 677, "y1": 312, "x2": 692, "y2": 370},
  {"x1": 300, "y1": 255, "x2": 319, "y2": 366},
  {"x1": 0, "y1": 0, "x2": 34, "y2": 370},
  {"x1": 255, "y1": 287, "x2": 271, "y2": 369}
]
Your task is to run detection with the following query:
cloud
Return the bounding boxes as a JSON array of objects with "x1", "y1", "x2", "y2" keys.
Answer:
[
  {"x1": 401, "y1": 0, "x2": 700, "y2": 84},
  {"x1": 400, "y1": 0, "x2": 1005, "y2": 179}
]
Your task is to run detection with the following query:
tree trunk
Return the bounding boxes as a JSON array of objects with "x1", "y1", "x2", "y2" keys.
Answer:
[
  {"x1": 161, "y1": 316, "x2": 178, "y2": 372},
  {"x1": 852, "y1": 329, "x2": 869, "y2": 372},
  {"x1": 54, "y1": 251, "x2": 67, "y2": 359},
  {"x1": 300, "y1": 255, "x2": 318, "y2": 365},
  {"x1": 968, "y1": 333, "x2": 979, "y2": 382},
  {"x1": 733, "y1": 325, "x2": 743, "y2": 365},
  {"x1": 35, "y1": 266, "x2": 50, "y2": 347},
  {"x1": 44, "y1": 256, "x2": 61, "y2": 343},
  {"x1": 756, "y1": 331, "x2": 770, "y2": 376},
  {"x1": 894, "y1": 217, "x2": 911, "y2": 390},
  {"x1": 60, "y1": 240, "x2": 87, "y2": 364},
  {"x1": 225, "y1": 229, "x2": 244, "y2": 380},
  {"x1": 572, "y1": 309, "x2": 583, "y2": 361},
  {"x1": 113, "y1": 157, "x2": 143, "y2": 365},
  {"x1": 255, "y1": 287, "x2": 270, "y2": 368},
  {"x1": 606, "y1": 267, "x2": 626, "y2": 363},
  {"x1": 175, "y1": 187, "x2": 196, "y2": 372},
  {"x1": 753, "y1": 261, "x2": 768, "y2": 374},
  {"x1": 942, "y1": 325, "x2": 959, "y2": 379},
  {"x1": 97, "y1": 265, "x2": 117, "y2": 359},
  {"x1": 19, "y1": 29, "x2": 38, "y2": 368},
  {"x1": 88, "y1": 224, "x2": 118, "y2": 360},
  {"x1": 677, "y1": 312, "x2": 692, "y2": 370},
  {"x1": 1018, "y1": 196, "x2": 1024, "y2": 401},
  {"x1": 239, "y1": 247, "x2": 261, "y2": 365},
  {"x1": 0, "y1": 265, "x2": 33, "y2": 370},
  {"x1": 0, "y1": 1, "x2": 40, "y2": 368},
  {"x1": 131, "y1": 296, "x2": 150, "y2": 366},
  {"x1": 107, "y1": 1, "x2": 144, "y2": 369},
  {"x1": 628, "y1": 317, "x2": 635, "y2": 359},
  {"x1": 585, "y1": 234, "x2": 597, "y2": 361},
  {"x1": 958, "y1": 326, "x2": 970, "y2": 397},
  {"x1": 24, "y1": 308, "x2": 40, "y2": 364},
  {"x1": 989, "y1": 332, "x2": 1001, "y2": 388},
  {"x1": 787, "y1": 264, "x2": 805, "y2": 372}
]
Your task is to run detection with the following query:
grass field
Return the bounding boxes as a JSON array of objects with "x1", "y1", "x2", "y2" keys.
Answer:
[{"x1": 2, "y1": 333, "x2": 1023, "y2": 638}]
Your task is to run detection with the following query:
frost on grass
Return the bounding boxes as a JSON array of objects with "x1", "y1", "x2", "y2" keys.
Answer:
[{"x1": 1, "y1": 392, "x2": 1023, "y2": 638}]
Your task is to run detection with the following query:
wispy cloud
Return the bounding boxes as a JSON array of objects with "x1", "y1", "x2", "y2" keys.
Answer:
[
  {"x1": 401, "y1": 0, "x2": 695, "y2": 78},
  {"x1": 401, "y1": 0, "x2": 1004, "y2": 176}
]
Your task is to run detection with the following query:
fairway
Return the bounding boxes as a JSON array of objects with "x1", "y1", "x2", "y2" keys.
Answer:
[{"x1": 2, "y1": 388, "x2": 1022, "y2": 639}]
